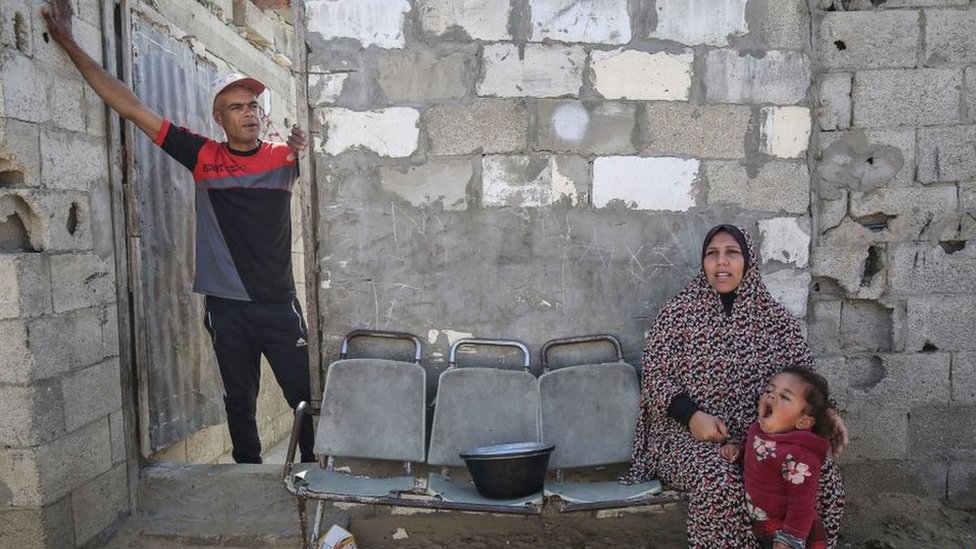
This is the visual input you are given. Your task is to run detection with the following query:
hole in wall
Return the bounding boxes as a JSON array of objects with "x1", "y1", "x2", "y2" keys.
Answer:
[
  {"x1": 66, "y1": 202, "x2": 80, "y2": 236},
  {"x1": 921, "y1": 341, "x2": 938, "y2": 353},
  {"x1": 42, "y1": 31, "x2": 49, "y2": 43},
  {"x1": 14, "y1": 12, "x2": 29, "y2": 53},
  {"x1": 850, "y1": 355, "x2": 885, "y2": 391},
  {"x1": 0, "y1": 213, "x2": 38, "y2": 253},
  {"x1": 939, "y1": 240, "x2": 965, "y2": 255},
  {"x1": 854, "y1": 212, "x2": 895, "y2": 232},
  {"x1": 866, "y1": 156, "x2": 874, "y2": 166},
  {"x1": 811, "y1": 277, "x2": 845, "y2": 298},
  {"x1": 834, "y1": 40, "x2": 847, "y2": 51},
  {"x1": 0, "y1": 171, "x2": 25, "y2": 187},
  {"x1": 860, "y1": 245, "x2": 883, "y2": 287}
]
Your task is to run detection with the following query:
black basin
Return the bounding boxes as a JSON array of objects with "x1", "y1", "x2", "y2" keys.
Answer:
[{"x1": 459, "y1": 442, "x2": 555, "y2": 499}]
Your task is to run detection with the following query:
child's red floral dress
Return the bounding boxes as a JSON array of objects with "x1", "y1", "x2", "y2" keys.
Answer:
[{"x1": 743, "y1": 422, "x2": 831, "y2": 549}]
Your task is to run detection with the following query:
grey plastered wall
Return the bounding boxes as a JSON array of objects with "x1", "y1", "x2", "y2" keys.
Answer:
[
  {"x1": 304, "y1": 0, "x2": 976, "y2": 512},
  {"x1": 810, "y1": 0, "x2": 976, "y2": 508},
  {"x1": 304, "y1": 3, "x2": 816, "y2": 398},
  {"x1": 0, "y1": 0, "x2": 300, "y2": 546}
]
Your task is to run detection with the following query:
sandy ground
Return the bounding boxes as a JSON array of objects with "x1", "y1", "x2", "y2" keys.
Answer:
[
  {"x1": 346, "y1": 496, "x2": 976, "y2": 549},
  {"x1": 105, "y1": 490, "x2": 976, "y2": 548},
  {"x1": 339, "y1": 495, "x2": 976, "y2": 549},
  {"x1": 108, "y1": 441, "x2": 975, "y2": 547},
  {"x1": 345, "y1": 504, "x2": 689, "y2": 549},
  {"x1": 837, "y1": 493, "x2": 976, "y2": 549}
]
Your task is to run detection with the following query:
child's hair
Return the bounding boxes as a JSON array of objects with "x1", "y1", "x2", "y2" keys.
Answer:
[{"x1": 779, "y1": 366, "x2": 833, "y2": 439}]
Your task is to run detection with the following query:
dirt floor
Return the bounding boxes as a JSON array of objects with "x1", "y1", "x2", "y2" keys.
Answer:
[
  {"x1": 836, "y1": 493, "x2": 976, "y2": 549},
  {"x1": 345, "y1": 504, "x2": 689, "y2": 549},
  {"x1": 344, "y1": 494, "x2": 976, "y2": 549},
  {"x1": 105, "y1": 492, "x2": 976, "y2": 548}
]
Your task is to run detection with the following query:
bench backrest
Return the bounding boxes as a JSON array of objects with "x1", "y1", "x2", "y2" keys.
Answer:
[
  {"x1": 427, "y1": 367, "x2": 541, "y2": 467},
  {"x1": 314, "y1": 358, "x2": 427, "y2": 462},
  {"x1": 539, "y1": 362, "x2": 640, "y2": 469}
]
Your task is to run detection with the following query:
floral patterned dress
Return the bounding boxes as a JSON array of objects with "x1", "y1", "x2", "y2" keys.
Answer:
[
  {"x1": 624, "y1": 227, "x2": 844, "y2": 548},
  {"x1": 743, "y1": 423, "x2": 830, "y2": 549}
]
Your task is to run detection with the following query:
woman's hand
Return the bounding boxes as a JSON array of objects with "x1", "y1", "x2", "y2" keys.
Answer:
[
  {"x1": 689, "y1": 411, "x2": 729, "y2": 442},
  {"x1": 827, "y1": 409, "x2": 848, "y2": 457}
]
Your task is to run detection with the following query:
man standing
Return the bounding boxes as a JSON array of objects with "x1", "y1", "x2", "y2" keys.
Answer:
[{"x1": 43, "y1": 0, "x2": 315, "y2": 463}]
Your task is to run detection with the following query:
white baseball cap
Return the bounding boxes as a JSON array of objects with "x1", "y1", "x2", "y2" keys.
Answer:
[{"x1": 211, "y1": 73, "x2": 266, "y2": 109}]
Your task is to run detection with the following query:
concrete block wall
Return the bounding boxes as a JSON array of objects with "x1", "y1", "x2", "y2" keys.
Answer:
[
  {"x1": 304, "y1": 0, "x2": 976, "y2": 512},
  {"x1": 1, "y1": 0, "x2": 300, "y2": 546},
  {"x1": 0, "y1": 0, "x2": 127, "y2": 545},
  {"x1": 303, "y1": 0, "x2": 816, "y2": 374},
  {"x1": 812, "y1": 0, "x2": 976, "y2": 508}
]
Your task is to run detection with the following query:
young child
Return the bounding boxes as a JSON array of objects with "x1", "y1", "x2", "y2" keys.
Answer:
[{"x1": 720, "y1": 367, "x2": 834, "y2": 549}]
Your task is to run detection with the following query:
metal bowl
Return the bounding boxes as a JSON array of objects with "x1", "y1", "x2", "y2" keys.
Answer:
[{"x1": 459, "y1": 442, "x2": 555, "y2": 499}]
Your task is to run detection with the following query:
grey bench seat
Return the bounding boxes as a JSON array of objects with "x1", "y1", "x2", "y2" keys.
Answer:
[
  {"x1": 425, "y1": 339, "x2": 544, "y2": 514},
  {"x1": 539, "y1": 336, "x2": 672, "y2": 512}
]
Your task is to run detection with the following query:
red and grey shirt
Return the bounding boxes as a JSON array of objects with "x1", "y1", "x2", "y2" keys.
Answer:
[{"x1": 154, "y1": 119, "x2": 298, "y2": 303}]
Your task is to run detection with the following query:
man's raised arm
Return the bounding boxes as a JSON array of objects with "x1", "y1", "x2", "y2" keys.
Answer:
[{"x1": 42, "y1": 0, "x2": 163, "y2": 141}]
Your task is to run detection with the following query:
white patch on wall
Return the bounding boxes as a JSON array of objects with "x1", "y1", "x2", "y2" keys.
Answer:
[
  {"x1": 591, "y1": 49, "x2": 693, "y2": 101},
  {"x1": 758, "y1": 217, "x2": 811, "y2": 268},
  {"x1": 418, "y1": 0, "x2": 511, "y2": 41},
  {"x1": 478, "y1": 43, "x2": 586, "y2": 98},
  {"x1": 306, "y1": 0, "x2": 410, "y2": 49},
  {"x1": 442, "y1": 330, "x2": 473, "y2": 346},
  {"x1": 650, "y1": 0, "x2": 749, "y2": 46},
  {"x1": 482, "y1": 156, "x2": 583, "y2": 207},
  {"x1": 309, "y1": 72, "x2": 349, "y2": 106},
  {"x1": 320, "y1": 107, "x2": 420, "y2": 157},
  {"x1": 592, "y1": 156, "x2": 699, "y2": 211},
  {"x1": 549, "y1": 159, "x2": 580, "y2": 206},
  {"x1": 551, "y1": 103, "x2": 590, "y2": 143},
  {"x1": 392, "y1": 528, "x2": 409, "y2": 540},
  {"x1": 760, "y1": 106, "x2": 811, "y2": 158},
  {"x1": 704, "y1": 49, "x2": 811, "y2": 105},
  {"x1": 763, "y1": 268, "x2": 811, "y2": 318},
  {"x1": 529, "y1": 0, "x2": 632, "y2": 44}
]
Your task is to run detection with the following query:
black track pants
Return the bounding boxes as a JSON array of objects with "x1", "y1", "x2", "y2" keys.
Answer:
[{"x1": 203, "y1": 295, "x2": 315, "y2": 463}]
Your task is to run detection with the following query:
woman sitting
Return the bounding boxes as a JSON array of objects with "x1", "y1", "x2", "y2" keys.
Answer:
[{"x1": 624, "y1": 224, "x2": 846, "y2": 548}]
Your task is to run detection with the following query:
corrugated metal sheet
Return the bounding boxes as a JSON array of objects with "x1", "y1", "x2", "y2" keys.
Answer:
[{"x1": 130, "y1": 14, "x2": 224, "y2": 451}]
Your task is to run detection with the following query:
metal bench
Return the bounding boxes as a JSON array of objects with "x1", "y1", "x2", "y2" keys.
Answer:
[
  {"x1": 425, "y1": 338, "x2": 544, "y2": 514},
  {"x1": 283, "y1": 330, "x2": 428, "y2": 546},
  {"x1": 283, "y1": 331, "x2": 682, "y2": 546},
  {"x1": 539, "y1": 335, "x2": 679, "y2": 512}
]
